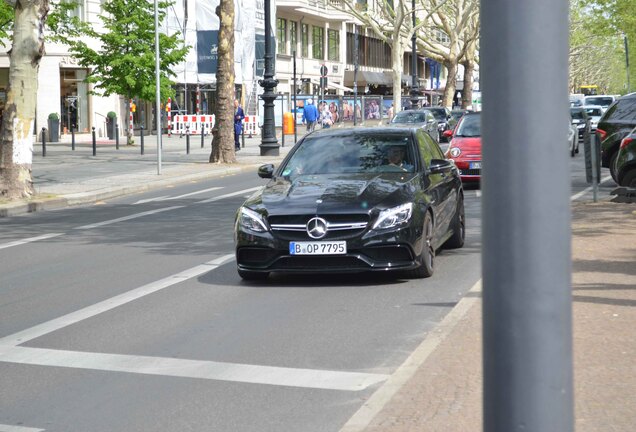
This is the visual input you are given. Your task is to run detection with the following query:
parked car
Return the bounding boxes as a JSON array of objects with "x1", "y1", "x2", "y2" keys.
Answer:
[
  {"x1": 615, "y1": 125, "x2": 636, "y2": 187},
  {"x1": 444, "y1": 112, "x2": 482, "y2": 182},
  {"x1": 569, "y1": 122, "x2": 580, "y2": 157},
  {"x1": 584, "y1": 105, "x2": 603, "y2": 131},
  {"x1": 421, "y1": 107, "x2": 452, "y2": 142},
  {"x1": 570, "y1": 107, "x2": 592, "y2": 146},
  {"x1": 596, "y1": 92, "x2": 636, "y2": 182},
  {"x1": 390, "y1": 109, "x2": 440, "y2": 142},
  {"x1": 584, "y1": 95, "x2": 618, "y2": 111},
  {"x1": 234, "y1": 127, "x2": 465, "y2": 280},
  {"x1": 449, "y1": 109, "x2": 473, "y2": 129}
]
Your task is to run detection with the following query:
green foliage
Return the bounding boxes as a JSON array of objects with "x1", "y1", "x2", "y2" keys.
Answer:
[
  {"x1": 47, "y1": 0, "x2": 189, "y2": 103},
  {"x1": 0, "y1": 0, "x2": 14, "y2": 46},
  {"x1": 48, "y1": 112, "x2": 59, "y2": 120},
  {"x1": 107, "y1": 111, "x2": 117, "y2": 118}
]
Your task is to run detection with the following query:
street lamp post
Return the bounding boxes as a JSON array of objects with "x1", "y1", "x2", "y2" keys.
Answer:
[
  {"x1": 409, "y1": 0, "x2": 420, "y2": 110},
  {"x1": 624, "y1": 34, "x2": 631, "y2": 93},
  {"x1": 259, "y1": 0, "x2": 280, "y2": 156}
]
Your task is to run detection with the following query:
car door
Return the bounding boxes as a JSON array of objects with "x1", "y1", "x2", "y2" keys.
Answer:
[{"x1": 415, "y1": 130, "x2": 456, "y2": 246}]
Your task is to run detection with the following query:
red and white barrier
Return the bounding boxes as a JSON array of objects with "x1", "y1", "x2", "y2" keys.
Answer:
[
  {"x1": 171, "y1": 114, "x2": 215, "y2": 136},
  {"x1": 244, "y1": 116, "x2": 260, "y2": 136},
  {"x1": 166, "y1": 97, "x2": 172, "y2": 137},
  {"x1": 129, "y1": 99, "x2": 134, "y2": 136},
  {"x1": 196, "y1": 87, "x2": 200, "y2": 114}
]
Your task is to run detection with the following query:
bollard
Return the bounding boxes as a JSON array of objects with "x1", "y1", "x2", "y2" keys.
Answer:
[
  {"x1": 71, "y1": 126, "x2": 75, "y2": 151},
  {"x1": 186, "y1": 126, "x2": 190, "y2": 154},
  {"x1": 41, "y1": 127, "x2": 47, "y2": 157},
  {"x1": 201, "y1": 129, "x2": 205, "y2": 148},
  {"x1": 140, "y1": 126, "x2": 145, "y2": 155},
  {"x1": 115, "y1": 122, "x2": 119, "y2": 150},
  {"x1": 242, "y1": 128, "x2": 245, "y2": 148},
  {"x1": 92, "y1": 127, "x2": 96, "y2": 156}
]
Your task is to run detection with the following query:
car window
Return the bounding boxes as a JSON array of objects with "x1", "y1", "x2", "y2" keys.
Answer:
[
  {"x1": 281, "y1": 133, "x2": 415, "y2": 177},
  {"x1": 455, "y1": 114, "x2": 481, "y2": 137},
  {"x1": 392, "y1": 112, "x2": 427, "y2": 123},
  {"x1": 416, "y1": 130, "x2": 438, "y2": 167},
  {"x1": 601, "y1": 97, "x2": 636, "y2": 122},
  {"x1": 585, "y1": 108, "x2": 602, "y2": 117},
  {"x1": 584, "y1": 96, "x2": 614, "y2": 106},
  {"x1": 425, "y1": 108, "x2": 448, "y2": 121},
  {"x1": 570, "y1": 109, "x2": 586, "y2": 120}
]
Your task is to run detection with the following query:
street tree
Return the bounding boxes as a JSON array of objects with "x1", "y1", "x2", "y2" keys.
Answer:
[
  {"x1": 417, "y1": 0, "x2": 479, "y2": 108},
  {"x1": 0, "y1": 0, "x2": 49, "y2": 199},
  {"x1": 334, "y1": 0, "x2": 444, "y2": 113},
  {"x1": 47, "y1": 0, "x2": 188, "y2": 145},
  {"x1": 209, "y1": 0, "x2": 235, "y2": 163}
]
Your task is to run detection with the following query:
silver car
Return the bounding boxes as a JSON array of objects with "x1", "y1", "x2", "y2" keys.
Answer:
[
  {"x1": 568, "y1": 121, "x2": 579, "y2": 157},
  {"x1": 584, "y1": 105, "x2": 603, "y2": 131},
  {"x1": 390, "y1": 109, "x2": 440, "y2": 143}
]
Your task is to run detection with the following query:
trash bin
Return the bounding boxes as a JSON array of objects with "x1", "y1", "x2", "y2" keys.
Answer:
[
  {"x1": 106, "y1": 112, "x2": 117, "y2": 140},
  {"x1": 283, "y1": 112, "x2": 295, "y2": 135},
  {"x1": 47, "y1": 114, "x2": 59, "y2": 142}
]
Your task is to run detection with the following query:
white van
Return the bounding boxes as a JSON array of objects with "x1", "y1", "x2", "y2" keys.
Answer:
[{"x1": 583, "y1": 95, "x2": 617, "y2": 111}]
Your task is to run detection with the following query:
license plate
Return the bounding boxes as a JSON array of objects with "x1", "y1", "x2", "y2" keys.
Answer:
[
  {"x1": 469, "y1": 161, "x2": 482, "y2": 169},
  {"x1": 289, "y1": 241, "x2": 347, "y2": 255}
]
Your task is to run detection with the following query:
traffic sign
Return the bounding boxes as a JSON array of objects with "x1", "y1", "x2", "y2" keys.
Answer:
[{"x1": 320, "y1": 64, "x2": 328, "y2": 77}]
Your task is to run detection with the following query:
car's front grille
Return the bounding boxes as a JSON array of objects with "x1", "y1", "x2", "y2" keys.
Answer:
[
  {"x1": 275, "y1": 256, "x2": 368, "y2": 269},
  {"x1": 460, "y1": 169, "x2": 481, "y2": 176},
  {"x1": 363, "y1": 245, "x2": 414, "y2": 262},
  {"x1": 237, "y1": 247, "x2": 279, "y2": 265},
  {"x1": 269, "y1": 214, "x2": 369, "y2": 241}
]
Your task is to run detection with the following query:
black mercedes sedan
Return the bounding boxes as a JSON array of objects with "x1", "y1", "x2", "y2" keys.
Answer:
[{"x1": 234, "y1": 127, "x2": 465, "y2": 280}]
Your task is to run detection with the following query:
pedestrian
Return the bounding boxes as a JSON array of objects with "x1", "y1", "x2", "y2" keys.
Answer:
[
  {"x1": 387, "y1": 103, "x2": 394, "y2": 122},
  {"x1": 301, "y1": 98, "x2": 318, "y2": 132},
  {"x1": 234, "y1": 99, "x2": 245, "y2": 151},
  {"x1": 320, "y1": 103, "x2": 333, "y2": 128}
]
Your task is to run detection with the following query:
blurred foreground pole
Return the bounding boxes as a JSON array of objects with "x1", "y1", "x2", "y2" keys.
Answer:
[{"x1": 481, "y1": 1, "x2": 573, "y2": 432}]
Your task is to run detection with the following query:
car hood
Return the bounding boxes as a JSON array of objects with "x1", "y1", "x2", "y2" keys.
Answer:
[
  {"x1": 450, "y1": 136, "x2": 482, "y2": 152},
  {"x1": 244, "y1": 173, "x2": 417, "y2": 216}
]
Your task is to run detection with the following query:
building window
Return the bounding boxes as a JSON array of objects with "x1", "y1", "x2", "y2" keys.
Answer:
[
  {"x1": 277, "y1": 18, "x2": 287, "y2": 55},
  {"x1": 63, "y1": 0, "x2": 85, "y2": 20},
  {"x1": 290, "y1": 21, "x2": 297, "y2": 55},
  {"x1": 436, "y1": 30, "x2": 450, "y2": 44},
  {"x1": 301, "y1": 24, "x2": 309, "y2": 57},
  {"x1": 312, "y1": 26, "x2": 324, "y2": 60},
  {"x1": 328, "y1": 29, "x2": 339, "y2": 61}
]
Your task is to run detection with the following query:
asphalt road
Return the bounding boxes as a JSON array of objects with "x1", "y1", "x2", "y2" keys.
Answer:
[{"x1": 0, "y1": 153, "x2": 613, "y2": 432}]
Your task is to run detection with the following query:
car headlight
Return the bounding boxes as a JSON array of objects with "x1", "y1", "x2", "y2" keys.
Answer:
[
  {"x1": 449, "y1": 147, "x2": 461, "y2": 157},
  {"x1": 237, "y1": 207, "x2": 268, "y2": 232},
  {"x1": 373, "y1": 203, "x2": 413, "y2": 230},
  {"x1": 576, "y1": 123, "x2": 585, "y2": 129},
  {"x1": 438, "y1": 122, "x2": 447, "y2": 130}
]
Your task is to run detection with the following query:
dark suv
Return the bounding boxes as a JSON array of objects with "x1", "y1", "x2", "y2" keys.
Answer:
[
  {"x1": 596, "y1": 93, "x2": 636, "y2": 182},
  {"x1": 615, "y1": 125, "x2": 636, "y2": 187}
]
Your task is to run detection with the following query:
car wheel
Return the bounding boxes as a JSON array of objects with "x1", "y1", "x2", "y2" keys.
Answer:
[
  {"x1": 609, "y1": 151, "x2": 619, "y2": 183},
  {"x1": 621, "y1": 169, "x2": 636, "y2": 188},
  {"x1": 406, "y1": 212, "x2": 435, "y2": 279},
  {"x1": 238, "y1": 269, "x2": 269, "y2": 281},
  {"x1": 444, "y1": 195, "x2": 465, "y2": 249}
]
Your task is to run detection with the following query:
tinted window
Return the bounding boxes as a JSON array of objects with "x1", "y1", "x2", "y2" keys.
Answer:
[
  {"x1": 585, "y1": 107, "x2": 603, "y2": 117},
  {"x1": 570, "y1": 109, "x2": 587, "y2": 120},
  {"x1": 601, "y1": 97, "x2": 636, "y2": 122},
  {"x1": 417, "y1": 131, "x2": 437, "y2": 167},
  {"x1": 392, "y1": 111, "x2": 427, "y2": 123},
  {"x1": 455, "y1": 114, "x2": 481, "y2": 137},
  {"x1": 424, "y1": 108, "x2": 448, "y2": 120},
  {"x1": 282, "y1": 133, "x2": 415, "y2": 177},
  {"x1": 584, "y1": 96, "x2": 614, "y2": 106}
]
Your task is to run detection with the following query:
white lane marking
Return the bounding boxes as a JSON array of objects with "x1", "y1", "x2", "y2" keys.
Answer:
[
  {"x1": 74, "y1": 206, "x2": 184, "y2": 230},
  {"x1": 340, "y1": 280, "x2": 483, "y2": 431},
  {"x1": 132, "y1": 187, "x2": 224, "y2": 204},
  {"x1": 197, "y1": 186, "x2": 261, "y2": 204},
  {"x1": 0, "y1": 425, "x2": 45, "y2": 432},
  {"x1": 0, "y1": 254, "x2": 234, "y2": 347},
  {"x1": 0, "y1": 346, "x2": 388, "y2": 392},
  {"x1": 0, "y1": 233, "x2": 63, "y2": 250},
  {"x1": 571, "y1": 175, "x2": 613, "y2": 201},
  {"x1": 133, "y1": 195, "x2": 171, "y2": 205}
]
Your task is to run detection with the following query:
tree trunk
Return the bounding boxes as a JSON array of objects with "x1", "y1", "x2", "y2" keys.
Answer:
[
  {"x1": 442, "y1": 60, "x2": 458, "y2": 108},
  {"x1": 0, "y1": 0, "x2": 49, "y2": 200},
  {"x1": 461, "y1": 60, "x2": 474, "y2": 109},
  {"x1": 210, "y1": 0, "x2": 235, "y2": 163},
  {"x1": 391, "y1": 37, "x2": 404, "y2": 114}
]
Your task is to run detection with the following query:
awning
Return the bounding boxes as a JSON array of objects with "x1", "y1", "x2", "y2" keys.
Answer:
[
  {"x1": 310, "y1": 79, "x2": 354, "y2": 92},
  {"x1": 344, "y1": 70, "x2": 392, "y2": 86}
]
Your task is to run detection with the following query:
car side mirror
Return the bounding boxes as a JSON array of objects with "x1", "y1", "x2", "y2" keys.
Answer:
[
  {"x1": 442, "y1": 130, "x2": 454, "y2": 138},
  {"x1": 429, "y1": 159, "x2": 453, "y2": 174},
  {"x1": 258, "y1": 164, "x2": 275, "y2": 179}
]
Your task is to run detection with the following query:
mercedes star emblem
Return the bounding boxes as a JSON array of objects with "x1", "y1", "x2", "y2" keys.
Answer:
[{"x1": 306, "y1": 217, "x2": 328, "y2": 239}]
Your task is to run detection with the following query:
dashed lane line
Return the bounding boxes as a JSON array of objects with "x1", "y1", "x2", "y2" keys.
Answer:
[
  {"x1": 0, "y1": 233, "x2": 64, "y2": 250},
  {"x1": 0, "y1": 425, "x2": 45, "y2": 432}
]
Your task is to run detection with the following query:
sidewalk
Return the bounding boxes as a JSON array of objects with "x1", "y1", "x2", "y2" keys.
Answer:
[
  {"x1": 343, "y1": 200, "x2": 636, "y2": 432},
  {"x1": 0, "y1": 132, "x2": 295, "y2": 217}
]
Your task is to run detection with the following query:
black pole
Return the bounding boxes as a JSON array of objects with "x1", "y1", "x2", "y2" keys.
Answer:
[
  {"x1": 410, "y1": 0, "x2": 420, "y2": 110},
  {"x1": 242, "y1": 127, "x2": 245, "y2": 148},
  {"x1": 625, "y1": 35, "x2": 631, "y2": 93},
  {"x1": 293, "y1": 50, "x2": 297, "y2": 143},
  {"x1": 201, "y1": 129, "x2": 205, "y2": 148},
  {"x1": 92, "y1": 127, "x2": 96, "y2": 156},
  {"x1": 259, "y1": 0, "x2": 280, "y2": 156},
  {"x1": 41, "y1": 128, "x2": 46, "y2": 157},
  {"x1": 186, "y1": 125, "x2": 190, "y2": 154},
  {"x1": 71, "y1": 126, "x2": 76, "y2": 151},
  {"x1": 353, "y1": 25, "x2": 359, "y2": 126},
  {"x1": 115, "y1": 122, "x2": 119, "y2": 150},
  {"x1": 140, "y1": 126, "x2": 145, "y2": 155}
]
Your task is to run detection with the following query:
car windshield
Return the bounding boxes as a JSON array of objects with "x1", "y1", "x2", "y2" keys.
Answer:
[
  {"x1": 585, "y1": 107, "x2": 603, "y2": 117},
  {"x1": 391, "y1": 111, "x2": 427, "y2": 123},
  {"x1": 584, "y1": 97, "x2": 613, "y2": 106},
  {"x1": 455, "y1": 114, "x2": 481, "y2": 137},
  {"x1": 281, "y1": 133, "x2": 415, "y2": 177},
  {"x1": 570, "y1": 109, "x2": 585, "y2": 120},
  {"x1": 425, "y1": 108, "x2": 447, "y2": 120}
]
